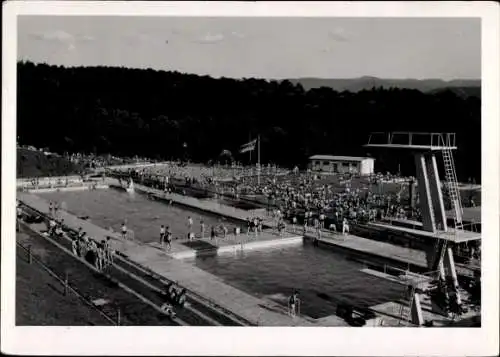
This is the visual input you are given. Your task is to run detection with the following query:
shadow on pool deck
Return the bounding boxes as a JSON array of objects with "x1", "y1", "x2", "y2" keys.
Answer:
[{"x1": 182, "y1": 239, "x2": 218, "y2": 251}]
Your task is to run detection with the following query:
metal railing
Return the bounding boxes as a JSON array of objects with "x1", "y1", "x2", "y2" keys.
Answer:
[
  {"x1": 366, "y1": 132, "x2": 457, "y2": 148},
  {"x1": 16, "y1": 241, "x2": 118, "y2": 325}
]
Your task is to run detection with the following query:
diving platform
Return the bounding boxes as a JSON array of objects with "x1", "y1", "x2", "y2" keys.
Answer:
[
  {"x1": 369, "y1": 222, "x2": 481, "y2": 243},
  {"x1": 364, "y1": 132, "x2": 458, "y2": 151},
  {"x1": 364, "y1": 131, "x2": 478, "y2": 325}
]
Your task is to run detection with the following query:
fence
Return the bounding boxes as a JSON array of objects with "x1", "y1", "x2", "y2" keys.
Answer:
[{"x1": 16, "y1": 241, "x2": 119, "y2": 326}]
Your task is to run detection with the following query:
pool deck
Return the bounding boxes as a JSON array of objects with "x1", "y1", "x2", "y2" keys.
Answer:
[
  {"x1": 163, "y1": 230, "x2": 304, "y2": 259},
  {"x1": 26, "y1": 184, "x2": 109, "y2": 194},
  {"x1": 300, "y1": 229, "x2": 477, "y2": 276},
  {"x1": 17, "y1": 191, "x2": 346, "y2": 326},
  {"x1": 370, "y1": 299, "x2": 480, "y2": 327}
]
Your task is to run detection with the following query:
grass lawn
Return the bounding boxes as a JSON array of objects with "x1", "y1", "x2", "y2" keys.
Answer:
[
  {"x1": 17, "y1": 148, "x2": 84, "y2": 178},
  {"x1": 16, "y1": 246, "x2": 112, "y2": 326}
]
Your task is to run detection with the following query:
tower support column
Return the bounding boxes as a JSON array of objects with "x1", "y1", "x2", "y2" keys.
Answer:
[{"x1": 414, "y1": 154, "x2": 435, "y2": 232}]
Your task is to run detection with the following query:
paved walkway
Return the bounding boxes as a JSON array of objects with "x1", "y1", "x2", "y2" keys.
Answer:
[
  {"x1": 123, "y1": 244, "x2": 344, "y2": 326},
  {"x1": 18, "y1": 191, "x2": 346, "y2": 326}
]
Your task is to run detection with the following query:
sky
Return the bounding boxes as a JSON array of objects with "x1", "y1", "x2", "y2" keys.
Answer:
[{"x1": 17, "y1": 16, "x2": 481, "y2": 80}]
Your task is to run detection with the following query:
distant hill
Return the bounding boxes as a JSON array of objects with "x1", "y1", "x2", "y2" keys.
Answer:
[
  {"x1": 17, "y1": 148, "x2": 84, "y2": 177},
  {"x1": 285, "y1": 76, "x2": 481, "y2": 95},
  {"x1": 427, "y1": 86, "x2": 481, "y2": 99}
]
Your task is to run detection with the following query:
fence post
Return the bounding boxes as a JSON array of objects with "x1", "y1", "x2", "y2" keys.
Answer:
[
  {"x1": 28, "y1": 245, "x2": 32, "y2": 264},
  {"x1": 64, "y1": 271, "x2": 69, "y2": 296}
]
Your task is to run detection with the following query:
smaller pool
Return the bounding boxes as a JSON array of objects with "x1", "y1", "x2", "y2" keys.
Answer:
[{"x1": 187, "y1": 244, "x2": 405, "y2": 319}]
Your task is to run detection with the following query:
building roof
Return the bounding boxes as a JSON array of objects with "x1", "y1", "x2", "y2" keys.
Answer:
[{"x1": 309, "y1": 155, "x2": 375, "y2": 162}]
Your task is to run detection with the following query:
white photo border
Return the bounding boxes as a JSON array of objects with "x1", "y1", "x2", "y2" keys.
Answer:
[{"x1": 2, "y1": 1, "x2": 499, "y2": 356}]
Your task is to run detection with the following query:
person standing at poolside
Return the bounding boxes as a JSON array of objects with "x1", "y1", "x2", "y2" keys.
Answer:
[
  {"x1": 200, "y1": 220, "x2": 205, "y2": 239},
  {"x1": 121, "y1": 222, "x2": 128, "y2": 240},
  {"x1": 160, "y1": 225, "x2": 166, "y2": 246},
  {"x1": 16, "y1": 204, "x2": 23, "y2": 232},
  {"x1": 165, "y1": 226, "x2": 172, "y2": 250},
  {"x1": 210, "y1": 225, "x2": 216, "y2": 240},
  {"x1": 104, "y1": 237, "x2": 113, "y2": 266},
  {"x1": 187, "y1": 216, "x2": 193, "y2": 230}
]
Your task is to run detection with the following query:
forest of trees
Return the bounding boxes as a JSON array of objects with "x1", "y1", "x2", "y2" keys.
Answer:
[{"x1": 17, "y1": 61, "x2": 481, "y2": 182}]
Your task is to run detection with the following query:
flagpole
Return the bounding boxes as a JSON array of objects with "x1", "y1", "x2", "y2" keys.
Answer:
[
  {"x1": 257, "y1": 135, "x2": 261, "y2": 186},
  {"x1": 249, "y1": 133, "x2": 252, "y2": 164}
]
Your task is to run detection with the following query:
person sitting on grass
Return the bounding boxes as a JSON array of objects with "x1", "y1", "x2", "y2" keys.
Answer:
[
  {"x1": 161, "y1": 302, "x2": 176, "y2": 318},
  {"x1": 48, "y1": 217, "x2": 57, "y2": 236},
  {"x1": 54, "y1": 221, "x2": 64, "y2": 238},
  {"x1": 71, "y1": 238, "x2": 78, "y2": 256}
]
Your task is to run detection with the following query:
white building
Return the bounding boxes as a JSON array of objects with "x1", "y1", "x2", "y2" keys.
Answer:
[{"x1": 308, "y1": 155, "x2": 375, "y2": 176}]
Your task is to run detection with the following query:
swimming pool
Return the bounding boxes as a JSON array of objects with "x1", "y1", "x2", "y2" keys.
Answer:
[
  {"x1": 38, "y1": 188, "x2": 404, "y2": 319},
  {"x1": 186, "y1": 244, "x2": 404, "y2": 319},
  {"x1": 38, "y1": 189, "x2": 242, "y2": 242}
]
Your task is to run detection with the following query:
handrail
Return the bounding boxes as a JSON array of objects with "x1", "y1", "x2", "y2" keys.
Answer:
[{"x1": 366, "y1": 132, "x2": 457, "y2": 148}]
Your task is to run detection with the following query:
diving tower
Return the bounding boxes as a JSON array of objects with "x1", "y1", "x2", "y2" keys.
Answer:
[{"x1": 365, "y1": 132, "x2": 481, "y2": 326}]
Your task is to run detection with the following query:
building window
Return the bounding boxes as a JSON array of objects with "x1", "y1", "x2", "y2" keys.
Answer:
[
  {"x1": 315, "y1": 161, "x2": 320, "y2": 165},
  {"x1": 342, "y1": 162, "x2": 350, "y2": 168},
  {"x1": 323, "y1": 161, "x2": 330, "y2": 166}
]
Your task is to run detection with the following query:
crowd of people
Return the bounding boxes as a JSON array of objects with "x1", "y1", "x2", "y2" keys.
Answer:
[
  {"x1": 43, "y1": 201, "x2": 115, "y2": 272},
  {"x1": 67, "y1": 153, "x2": 147, "y2": 169},
  {"x1": 111, "y1": 162, "x2": 426, "y2": 228}
]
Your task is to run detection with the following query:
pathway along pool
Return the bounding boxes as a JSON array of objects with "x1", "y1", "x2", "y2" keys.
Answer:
[
  {"x1": 39, "y1": 189, "x2": 405, "y2": 319},
  {"x1": 38, "y1": 188, "x2": 242, "y2": 242}
]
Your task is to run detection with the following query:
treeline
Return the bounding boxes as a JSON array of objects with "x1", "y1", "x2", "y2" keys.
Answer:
[{"x1": 17, "y1": 61, "x2": 481, "y2": 182}]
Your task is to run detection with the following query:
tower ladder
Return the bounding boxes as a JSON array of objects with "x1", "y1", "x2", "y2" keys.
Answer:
[
  {"x1": 442, "y1": 148, "x2": 464, "y2": 231},
  {"x1": 430, "y1": 148, "x2": 464, "y2": 274},
  {"x1": 398, "y1": 283, "x2": 416, "y2": 326}
]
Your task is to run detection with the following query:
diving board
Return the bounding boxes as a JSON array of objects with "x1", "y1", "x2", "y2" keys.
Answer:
[{"x1": 369, "y1": 222, "x2": 481, "y2": 243}]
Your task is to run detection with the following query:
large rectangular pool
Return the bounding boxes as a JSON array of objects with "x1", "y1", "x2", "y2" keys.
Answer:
[
  {"x1": 38, "y1": 188, "x2": 242, "y2": 242},
  {"x1": 38, "y1": 188, "x2": 404, "y2": 319}
]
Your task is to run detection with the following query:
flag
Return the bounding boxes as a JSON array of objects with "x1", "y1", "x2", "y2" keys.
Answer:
[{"x1": 239, "y1": 139, "x2": 257, "y2": 154}]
